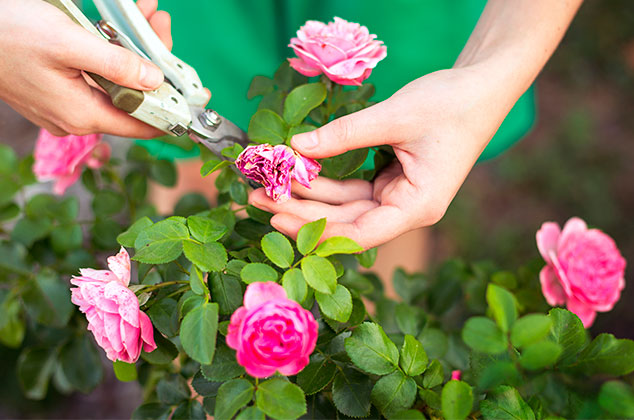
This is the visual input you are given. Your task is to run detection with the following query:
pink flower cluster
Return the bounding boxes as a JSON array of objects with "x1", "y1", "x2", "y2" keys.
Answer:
[
  {"x1": 537, "y1": 217, "x2": 626, "y2": 327},
  {"x1": 33, "y1": 129, "x2": 110, "y2": 195},
  {"x1": 289, "y1": 17, "x2": 387, "y2": 86},
  {"x1": 227, "y1": 282, "x2": 318, "y2": 378},
  {"x1": 71, "y1": 248, "x2": 156, "y2": 363},
  {"x1": 235, "y1": 144, "x2": 320, "y2": 202}
]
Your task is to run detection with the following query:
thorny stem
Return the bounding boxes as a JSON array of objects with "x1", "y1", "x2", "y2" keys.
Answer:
[{"x1": 139, "y1": 280, "x2": 189, "y2": 294}]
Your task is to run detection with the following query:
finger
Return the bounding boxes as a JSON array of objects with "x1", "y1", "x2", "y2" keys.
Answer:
[
  {"x1": 249, "y1": 188, "x2": 378, "y2": 223},
  {"x1": 272, "y1": 204, "x2": 411, "y2": 250},
  {"x1": 149, "y1": 11, "x2": 173, "y2": 50},
  {"x1": 289, "y1": 177, "x2": 373, "y2": 204},
  {"x1": 290, "y1": 99, "x2": 402, "y2": 159},
  {"x1": 136, "y1": 0, "x2": 158, "y2": 20},
  {"x1": 59, "y1": 26, "x2": 164, "y2": 90}
]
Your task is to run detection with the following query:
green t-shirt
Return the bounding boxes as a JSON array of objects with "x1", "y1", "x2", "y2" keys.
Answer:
[{"x1": 84, "y1": 0, "x2": 535, "y2": 161}]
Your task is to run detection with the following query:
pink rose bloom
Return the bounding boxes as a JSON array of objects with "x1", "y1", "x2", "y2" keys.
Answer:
[
  {"x1": 235, "y1": 144, "x2": 320, "y2": 202},
  {"x1": 226, "y1": 282, "x2": 318, "y2": 378},
  {"x1": 33, "y1": 129, "x2": 111, "y2": 195},
  {"x1": 70, "y1": 247, "x2": 156, "y2": 363},
  {"x1": 536, "y1": 217, "x2": 626, "y2": 327},
  {"x1": 289, "y1": 17, "x2": 387, "y2": 86}
]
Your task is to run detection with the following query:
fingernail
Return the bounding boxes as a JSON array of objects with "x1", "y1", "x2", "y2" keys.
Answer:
[
  {"x1": 140, "y1": 62, "x2": 164, "y2": 88},
  {"x1": 293, "y1": 132, "x2": 318, "y2": 150}
]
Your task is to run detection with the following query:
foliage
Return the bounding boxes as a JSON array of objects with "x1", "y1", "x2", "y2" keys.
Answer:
[{"x1": 1, "y1": 61, "x2": 633, "y2": 420}]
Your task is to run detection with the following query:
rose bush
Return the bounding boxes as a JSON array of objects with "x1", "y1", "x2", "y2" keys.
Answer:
[{"x1": 0, "y1": 17, "x2": 633, "y2": 420}]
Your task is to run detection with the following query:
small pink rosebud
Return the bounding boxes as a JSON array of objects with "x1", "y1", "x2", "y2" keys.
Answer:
[
  {"x1": 226, "y1": 282, "x2": 319, "y2": 378},
  {"x1": 70, "y1": 248, "x2": 156, "y2": 363},
  {"x1": 451, "y1": 370, "x2": 461, "y2": 381},
  {"x1": 536, "y1": 217, "x2": 626, "y2": 327},
  {"x1": 235, "y1": 144, "x2": 320, "y2": 202},
  {"x1": 33, "y1": 129, "x2": 110, "y2": 195},
  {"x1": 288, "y1": 17, "x2": 387, "y2": 86}
]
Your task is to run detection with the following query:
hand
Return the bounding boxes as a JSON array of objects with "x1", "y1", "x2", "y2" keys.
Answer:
[
  {"x1": 0, "y1": 0, "x2": 174, "y2": 137},
  {"x1": 248, "y1": 67, "x2": 513, "y2": 249}
]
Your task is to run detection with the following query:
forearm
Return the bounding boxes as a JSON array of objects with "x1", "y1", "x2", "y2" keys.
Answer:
[{"x1": 455, "y1": 0, "x2": 583, "y2": 110}]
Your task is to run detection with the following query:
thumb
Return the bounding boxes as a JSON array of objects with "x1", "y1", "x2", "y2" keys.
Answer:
[
  {"x1": 61, "y1": 26, "x2": 164, "y2": 90},
  {"x1": 290, "y1": 100, "x2": 398, "y2": 159}
]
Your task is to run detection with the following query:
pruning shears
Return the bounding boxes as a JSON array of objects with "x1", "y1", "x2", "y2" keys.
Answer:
[{"x1": 44, "y1": 0, "x2": 249, "y2": 159}]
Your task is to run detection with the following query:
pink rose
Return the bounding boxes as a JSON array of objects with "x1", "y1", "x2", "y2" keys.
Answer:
[
  {"x1": 70, "y1": 247, "x2": 156, "y2": 363},
  {"x1": 226, "y1": 282, "x2": 318, "y2": 378},
  {"x1": 536, "y1": 217, "x2": 626, "y2": 327},
  {"x1": 289, "y1": 17, "x2": 387, "y2": 86},
  {"x1": 451, "y1": 370, "x2": 462, "y2": 381},
  {"x1": 33, "y1": 129, "x2": 111, "y2": 195},
  {"x1": 235, "y1": 144, "x2": 320, "y2": 202}
]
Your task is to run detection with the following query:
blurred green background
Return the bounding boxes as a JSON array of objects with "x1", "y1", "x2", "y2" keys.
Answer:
[{"x1": 431, "y1": 0, "x2": 634, "y2": 340}]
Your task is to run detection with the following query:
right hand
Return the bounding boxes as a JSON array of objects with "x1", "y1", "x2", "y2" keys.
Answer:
[{"x1": 0, "y1": 0, "x2": 174, "y2": 138}]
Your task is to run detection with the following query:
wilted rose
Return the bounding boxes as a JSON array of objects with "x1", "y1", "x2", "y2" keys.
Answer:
[
  {"x1": 33, "y1": 129, "x2": 110, "y2": 195},
  {"x1": 289, "y1": 17, "x2": 387, "y2": 86},
  {"x1": 235, "y1": 144, "x2": 320, "y2": 202},
  {"x1": 70, "y1": 248, "x2": 156, "y2": 363},
  {"x1": 226, "y1": 282, "x2": 318, "y2": 378},
  {"x1": 536, "y1": 217, "x2": 626, "y2": 327}
]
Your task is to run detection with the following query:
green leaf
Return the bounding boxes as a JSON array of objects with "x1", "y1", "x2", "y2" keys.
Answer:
[
  {"x1": 371, "y1": 370, "x2": 417, "y2": 417},
  {"x1": 480, "y1": 386, "x2": 535, "y2": 420},
  {"x1": 248, "y1": 75, "x2": 275, "y2": 99},
  {"x1": 393, "y1": 269, "x2": 428, "y2": 304},
  {"x1": 93, "y1": 189, "x2": 125, "y2": 216},
  {"x1": 0, "y1": 202, "x2": 19, "y2": 222},
  {"x1": 287, "y1": 124, "x2": 316, "y2": 142},
  {"x1": 461, "y1": 317, "x2": 507, "y2": 355},
  {"x1": 142, "y1": 331, "x2": 178, "y2": 364},
  {"x1": 173, "y1": 400, "x2": 205, "y2": 420},
  {"x1": 315, "y1": 236, "x2": 363, "y2": 257},
  {"x1": 441, "y1": 380, "x2": 473, "y2": 420},
  {"x1": 297, "y1": 357, "x2": 337, "y2": 395},
  {"x1": 191, "y1": 371, "x2": 221, "y2": 397},
  {"x1": 179, "y1": 294, "x2": 205, "y2": 319},
  {"x1": 240, "y1": 262, "x2": 279, "y2": 284},
  {"x1": 391, "y1": 409, "x2": 426, "y2": 419},
  {"x1": 17, "y1": 347, "x2": 56, "y2": 400},
  {"x1": 283, "y1": 83, "x2": 327, "y2": 125},
  {"x1": 344, "y1": 322, "x2": 399, "y2": 375},
  {"x1": 316, "y1": 284, "x2": 352, "y2": 322},
  {"x1": 187, "y1": 216, "x2": 227, "y2": 243},
  {"x1": 510, "y1": 314, "x2": 552, "y2": 348},
  {"x1": 282, "y1": 268, "x2": 307, "y2": 303},
  {"x1": 11, "y1": 217, "x2": 52, "y2": 246},
  {"x1": 519, "y1": 341, "x2": 562, "y2": 370},
  {"x1": 113, "y1": 361, "x2": 137, "y2": 382},
  {"x1": 230, "y1": 181, "x2": 249, "y2": 205},
  {"x1": 598, "y1": 381, "x2": 634, "y2": 419},
  {"x1": 0, "y1": 144, "x2": 18, "y2": 174},
  {"x1": 400, "y1": 335, "x2": 428, "y2": 377},
  {"x1": 201, "y1": 341, "x2": 245, "y2": 381},
  {"x1": 261, "y1": 232, "x2": 294, "y2": 268},
  {"x1": 50, "y1": 224, "x2": 82, "y2": 253},
  {"x1": 189, "y1": 265, "x2": 207, "y2": 296},
  {"x1": 574, "y1": 333, "x2": 634, "y2": 376},
  {"x1": 59, "y1": 334, "x2": 103, "y2": 393},
  {"x1": 477, "y1": 361, "x2": 520, "y2": 391},
  {"x1": 248, "y1": 109, "x2": 289, "y2": 145},
  {"x1": 236, "y1": 406, "x2": 265, "y2": 420},
  {"x1": 222, "y1": 143, "x2": 245, "y2": 160},
  {"x1": 419, "y1": 389, "x2": 441, "y2": 411},
  {"x1": 256, "y1": 378, "x2": 306, "y2": 420},
  {"x1": 0, "y1": 294, "x2": 25, "y2": 348},
  {"x1": 150, "y1": 159, "x2": 177, "y2": 186},
  {"x1": 486, "y1": 284, "x2": 517, "y2": 332},
  {"x1": 274, "y1": 60, "x2": 308, "y2": 91},
  {"x1": 321, "y1": 148, "x2": 369, "y2": 179},
  {"x1": 258, "y1": 90, "x2": 285, "y2": 114},
  {"x1": 132, "y1": 403, "x2": 172, "y2": 420},
  {"x1": 134, "y1": 218, "x2": 189, "y2": 264},
  {"x1": 491, "y1": 271, "x2": 518, "y2": 290},
  {"x1": 147, "y1": 298, "x2": 179, "y2": 337},
  {"x1": 177, "y1": 196, "x2": 210, "y2": 219},
  {"x1": 356, "y1": 247, "x2": 378, "y2": 268},
  {"x1": 157, "y1": 374, "x2": 190, "y2": 405},
  {"x1": 422, "y1": 360, "x2": 444, "y2": 389},
  {"x1": 183, "y1": 241, "x2": 227, "y2": 273},
  {"x1": 180, "y1": 302, "x2": 219, "y2": 365},
  {"x1": 548, "y1": 308, "x2": 586, "y2": 364},
  {"x1": 118, "y1": 217, "x2": 153, "y2": 247},
  {"x1": 301, "y1": 255, "x2": 337, "y2": 294},
  {"x1": 395, "y1": 303, "x2": 426, "y2": 336},
  {"x1": 201, "y1": 159, "x2": 232, "y2": 177},
  {"x1": 215, "y1": 379, "x2": 254, "y2": 420},
  {"x1": 210, "y1": 273, "x2": 243, "y2": 315},
  {"x1": 22, "y1": 269, "x2": 74, "y2": 327},
  {"x1": 332, "y1": 369, "x2": 373, "y2": 418},
  {"x1": 297, "y1": 218, "x2": 326, "y2": 255}
]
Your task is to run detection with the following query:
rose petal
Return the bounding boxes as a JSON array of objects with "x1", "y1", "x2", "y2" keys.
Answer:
[
  {"x1": 566, "y1": 297, "x2": 597, "y2": 328},
  {"x1": 107, "y1": 247, "x2": 131, "y2": 286},
  {"x1": 539, "y1": 266, "x2": 566, "y2": 306},
  {"x1": 536, "y1": 222, "x2": 561, "y2": 264},
  {"x1": 243, "y1": 282, "x2": 288, "y2": 309}
]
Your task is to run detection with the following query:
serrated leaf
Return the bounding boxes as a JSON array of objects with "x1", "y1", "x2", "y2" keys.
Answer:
[
  {"x1": 400, "y1": 335, "x2": 428, "y2": 377},
  {"x1": 598, "y1": 381, "x2": 634, "y2": 419},
  {"x1": 371, "y1": 371, "x2": 417, "y2": 417},
  {"x1": 256, "y1": 378, "x2": 306, "y2": 420},
  {"x1": 574, "y1": 333, "x2": 634, "y2": 376},
  {"x1": 510, "y1": 314, "x2": 552, "y2": 348},
  {"x1": 282, "y1": 268, "x2": 308, "y2": 303},
  {"x1": 183, "y1": 241, "x2": 227, "y2": 273},
  {"x1": 248, "y1": 109, "x2": 288, "y2": 145},
  {"x1": 316, "y1": 284, "x2": 352, "y2": 322},
  {"x1": 315, "y1": 236, "x2": 363, "y2": 257},
  {"x1": 461, "y1": 317, "x2": 507, "y2": 355},
  {"x1": 332, "y1": 369, "x2": 372, "y2": 418},
  {"x1": 261, "y1": 232, "x2": 294, "y2": 268},
  {"x1": 422, "y1": 360, "x2": 444, "y2": 389},
  {"x1": 187, "y1": 216, "x2": 227, "y2": 243},
  {"x1": 118, "y1": 217, "x2": 153, "y2": 247},
  {"x1": 283, "y1": 83, "x2": 327, "y2": 125},
  {"x1": 344, "y1": 322, "x2": 399, "y2": 375},
  {"x1": 134, "y1": 219, "x2": 189, "y2": 264},
  {"x1": 248, "y1": 75, "x2": 275, "y2": 99},
  {"x1": 297, "y1": 357, "x2": 337, "y2": 395},
  {"x1": 189, "y1": 265, "x2": 207, "y2": 296},
  {"x1": 201, "y1": 341, "x2": 245, "y2": 381},
  {"x1": 240, "y1": 262, "x2": 279, "y2": 284},
  {"x1": 519, "y1": 341, "x2": 562, "y2": 370},
  {"x1": 180, "y1": 303, "x2": 218, "y2": 365},
  {"x1": 215, "y1": 379, "x2": 254, "y2": 420},
  {"x1": 210, "y1": 273, "x2": 243, "y2": 315},
  {"x1": 441, "y1": 380, "x2": 473, "y2": 420},
  {"x1": 301, "y1": 255, "x2": 337, "y2": 294},
  {"x1": 297, "y1": 218, "x2": 326, "y2": 255},
  {"x1": 486, "y1": 284, "x2": 517, "y2": 332},
  {"x1": 201, "y1": 159, "x2": 232, "y2": 177},
  {"x1": 548, "y1": 308, "x2": 587, "y2": 364},
  {"x1": 480, "y1": 385, "x2": 535, "y2": 420},
  {"x1": 17, "y1": 347, "x2": 56, "y2": 400}
]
